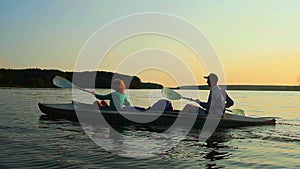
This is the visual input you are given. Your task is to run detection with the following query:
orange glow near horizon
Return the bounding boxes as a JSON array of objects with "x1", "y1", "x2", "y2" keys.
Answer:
[{"x1": 1, "y1": 1, "x2": 300, "y2": 86}]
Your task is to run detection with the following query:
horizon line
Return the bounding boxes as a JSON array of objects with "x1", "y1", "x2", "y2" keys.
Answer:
[{"x1": 1, "y1": 67, "x2": 299, "y2": 86}]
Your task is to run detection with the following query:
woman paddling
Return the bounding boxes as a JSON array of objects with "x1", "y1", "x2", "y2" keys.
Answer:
[
  {"x1": 92, "y1": 79, "x2": 131, "y2": 110},
  {"x1": 93, "y1": 78, "x2": 174, "y2": 112}
]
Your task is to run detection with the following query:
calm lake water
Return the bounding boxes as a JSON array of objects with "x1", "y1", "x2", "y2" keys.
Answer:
[{"x1": 0, "y1": 88, "x2": 299, "y2": 168}]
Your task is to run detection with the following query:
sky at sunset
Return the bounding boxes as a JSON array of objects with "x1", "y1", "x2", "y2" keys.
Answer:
[{"x1": 1, "y1": 0, "x2": 300, "y2": 86}]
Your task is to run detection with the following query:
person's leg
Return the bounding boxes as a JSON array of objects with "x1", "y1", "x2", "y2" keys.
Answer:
[
  {"x1": 100, "y1": 100, "x2": 109, "y2": 108},
  {"x1": 93, "y1": 100, "x2": 102, "y2": 107},
  {"x1": 182, "y1": 104, "x2": 200, "y2": 113},
  {"x1": 94, "y1": 100, "x2": 109, "y2": 108},
  {"x1": 150, "y1": 99, "x2": 174, "y2": 111}
]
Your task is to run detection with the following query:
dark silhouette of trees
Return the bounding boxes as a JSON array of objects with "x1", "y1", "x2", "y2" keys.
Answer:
[
  {"x1": 0, "y1": 68, "x2": 162, "y2": 89},
  {"x1": 1, "y1": 68, "x2": 299, "y2": 91}
]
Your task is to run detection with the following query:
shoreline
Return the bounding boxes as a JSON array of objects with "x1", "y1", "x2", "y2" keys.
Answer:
[
  {"x1": 176, "y1": 85, "x2": 300, "y2": 91},
  {"x1": 1, "y1": 86, "x2": 300, "y2": 91}
]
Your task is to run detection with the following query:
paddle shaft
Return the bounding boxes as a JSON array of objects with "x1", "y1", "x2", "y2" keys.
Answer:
[
  {"x1": 183, "y1": 96, "x2": 235, "y2": 113},
  {"x1": 182, "y1": 96, "x2": 197, "y2": 102},
  {"x1": 53, "y1": 76, "x2": 93, "y2": 94},
  {"x1": 74, "y1": 86, "x2": 94, "y2": 94}
]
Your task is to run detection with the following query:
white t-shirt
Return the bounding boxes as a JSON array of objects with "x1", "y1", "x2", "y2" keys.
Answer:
[{"x1": 208, "y1": 86, "x2": 226, "y2": 115}]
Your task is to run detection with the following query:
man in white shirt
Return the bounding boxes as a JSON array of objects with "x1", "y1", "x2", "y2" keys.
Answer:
[{"x1": 182, "y1": 73, "x2": 234, "y2": 115}]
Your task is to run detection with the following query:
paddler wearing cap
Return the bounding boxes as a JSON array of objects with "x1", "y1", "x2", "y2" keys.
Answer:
[{"x1": 182, "y1": 73, "x2": 234, "y2": 115}]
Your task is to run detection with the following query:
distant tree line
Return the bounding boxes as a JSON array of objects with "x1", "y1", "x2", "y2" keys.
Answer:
[
  {"x1": 0, "y1": 68, "x2": 163, "y2": 89},
  {"x1": 3, "y1": 68, "x2": 298, "y2": 91},
  {"x1": 178, "y1": 85, "x2": 300, "y2": 91}
]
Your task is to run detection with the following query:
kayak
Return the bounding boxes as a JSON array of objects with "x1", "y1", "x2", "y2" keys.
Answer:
[{"x1": 38, "y1": 102, "x2": 276, "y2": 129}]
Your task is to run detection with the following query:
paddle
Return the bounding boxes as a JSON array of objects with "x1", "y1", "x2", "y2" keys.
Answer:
[
  {"x1": 225, "y1": 109, "x2": 245, "y2": 116},
  {"x1": 161, "y1": 87, "x2": 196, "y2": 101},
  {"x1": 52, "y1": 76, "x2": 93, "y2": 94},
  {"x1": 162, "y1": 87, "x2": 245, "y2": 115}
]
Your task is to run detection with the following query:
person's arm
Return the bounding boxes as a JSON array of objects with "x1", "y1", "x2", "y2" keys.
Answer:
[
  {"x1": 123, "y1": 96, "x2": 131, "y2": 106},
  {"x1": 199, "y1": 101, "x2": 210, "y2": 109},
  {"x1": 94, "y1": 92, "x2": 112, "y2": 100},
  {"x1": 225, "y1": 93, "x2": 234, "y2": 108},
  {"x1": 198, "y1": 91, "x2": 211, "y2": 110}
]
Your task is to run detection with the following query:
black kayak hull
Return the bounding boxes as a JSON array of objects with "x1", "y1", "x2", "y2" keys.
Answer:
[{"x1": 38, "y1": 103, "x2": 276, "y2": 129}]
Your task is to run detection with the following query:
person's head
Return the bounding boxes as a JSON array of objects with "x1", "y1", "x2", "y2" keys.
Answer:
[
  {"x1": 112, "y1": 79, "x2": 126, "y2": 94},
  {"x1": 204, "y1": 73, "x2": 218, "y2": 88}
]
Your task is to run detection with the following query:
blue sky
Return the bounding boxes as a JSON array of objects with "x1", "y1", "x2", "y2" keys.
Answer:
[{"x1": 1, "y1": 0, "x2": 300, "y2": 85}]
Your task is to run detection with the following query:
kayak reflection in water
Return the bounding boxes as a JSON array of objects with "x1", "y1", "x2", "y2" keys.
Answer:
[
  {"x1": 182, "y1": 73, "x2": 234, "y2": 115},
  {"x1": 92, "y1": 79, "x2": 131, "y2": 109}
]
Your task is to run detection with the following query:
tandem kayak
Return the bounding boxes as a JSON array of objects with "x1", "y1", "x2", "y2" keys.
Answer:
[{"x1": 38, "y1": 102, "x2": 276, "y2": 129}]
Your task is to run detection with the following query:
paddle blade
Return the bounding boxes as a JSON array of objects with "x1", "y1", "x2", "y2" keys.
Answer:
[
  {"x1": 53, "y1": 76, "x2": 73, "y2": 88},
  {"x1": 231, "y1": 109, "x2": 245, "y2": 116},
  {"x1": 162, "y1": 87, "x2": 182, "y2": 100}
]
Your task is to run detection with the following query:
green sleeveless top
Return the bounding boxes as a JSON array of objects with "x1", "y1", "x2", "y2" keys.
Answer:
[{"x1": 95, "y1": 92, "x2": 131, "y2": 109}]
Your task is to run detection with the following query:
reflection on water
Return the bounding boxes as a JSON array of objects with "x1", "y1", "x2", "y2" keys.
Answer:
[
  {"x1": 160, "y1": 130, "x2": 235, "y2": 169},
  {"x1": 38, "y1": 116, "x2": 234, "y2": 168},
  {"x1": 0, "y1": 88, "x2": 300, "y2": 168},
  {"x1": 204, "y1": 132, "x2": 233, "y2": 161}
]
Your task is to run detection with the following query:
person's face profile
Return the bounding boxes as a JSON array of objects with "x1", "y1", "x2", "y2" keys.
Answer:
[{"x1": 206, "y1": 78, "x2": 211, "y2": 87}]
